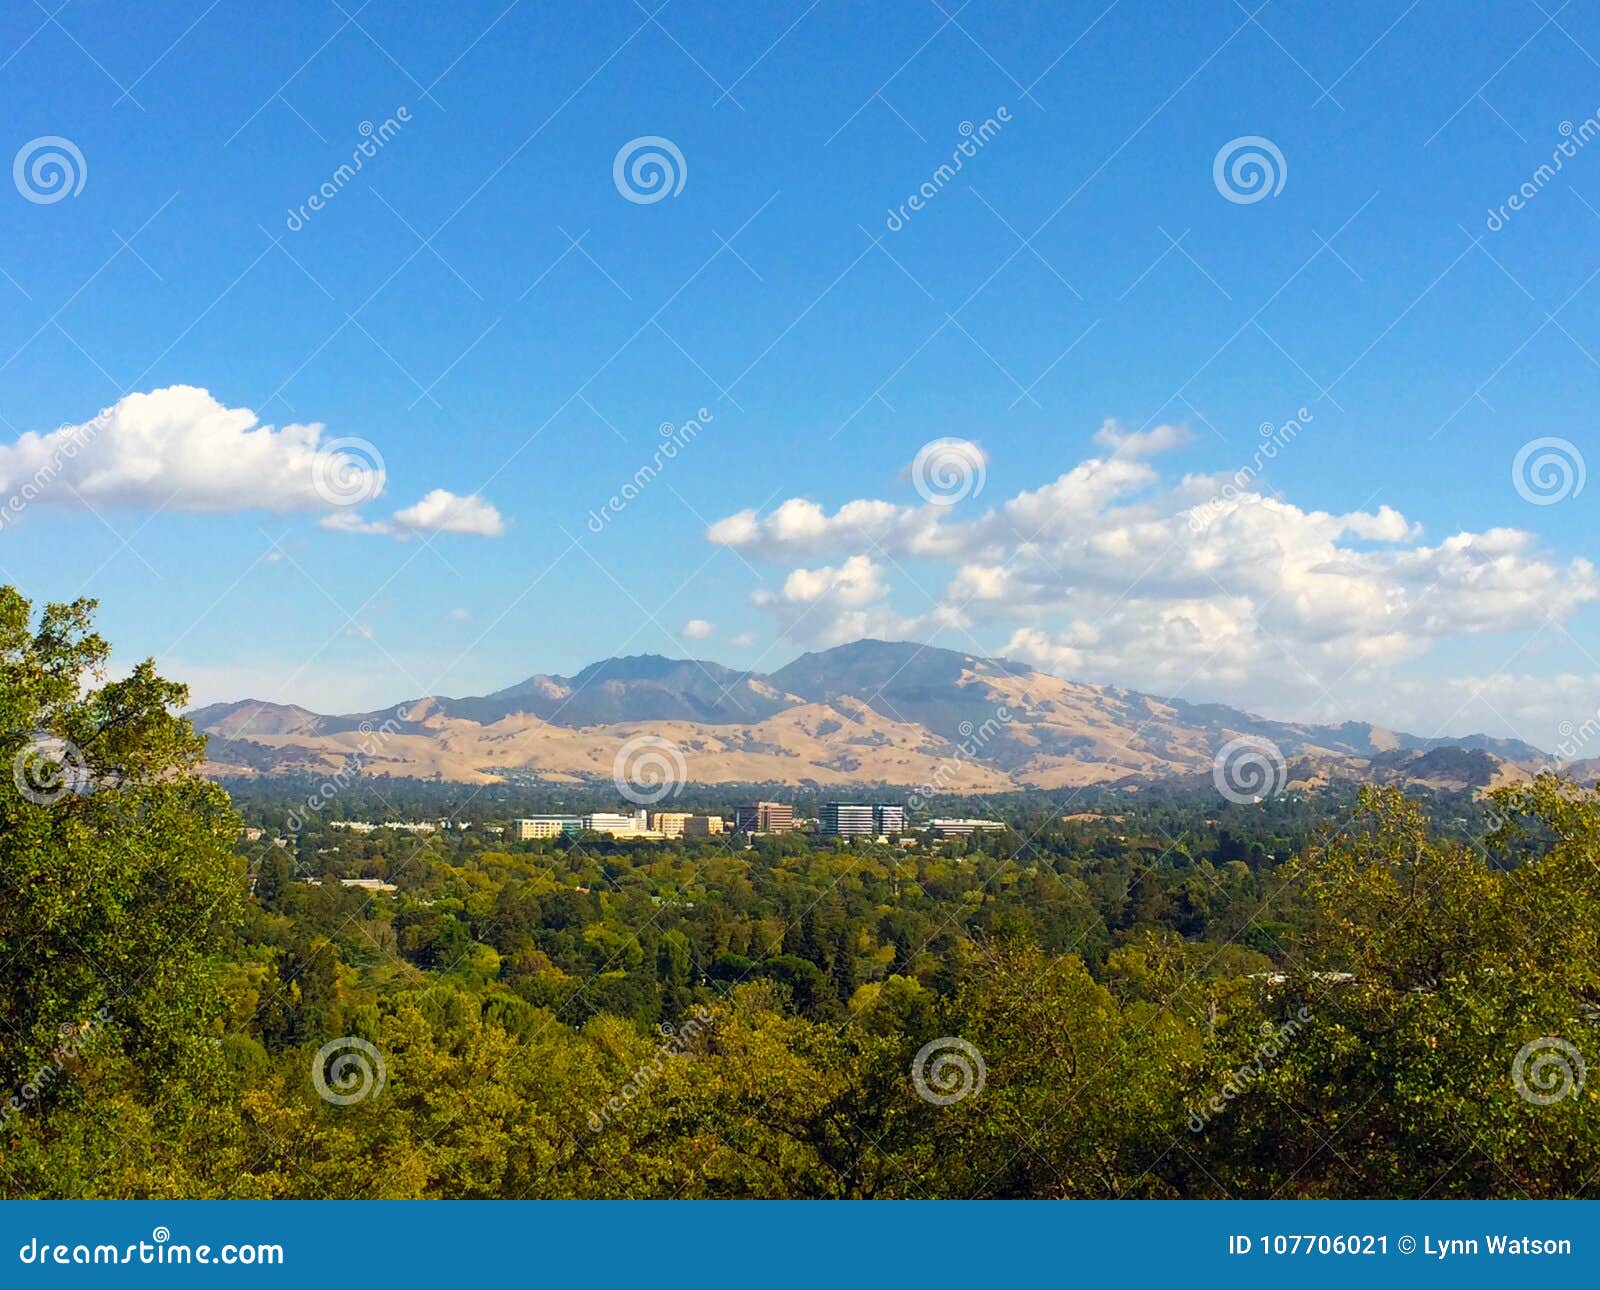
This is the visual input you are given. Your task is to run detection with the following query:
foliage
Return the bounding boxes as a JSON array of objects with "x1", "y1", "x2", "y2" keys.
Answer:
[{"x1": 2, "y1": 592, "x2": 1596, "y2": 1198}]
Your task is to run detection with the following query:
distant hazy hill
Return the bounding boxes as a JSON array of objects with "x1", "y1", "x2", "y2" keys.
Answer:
[{"x1": 189, "y1": 638, "x2": 1555, "y2": 792}]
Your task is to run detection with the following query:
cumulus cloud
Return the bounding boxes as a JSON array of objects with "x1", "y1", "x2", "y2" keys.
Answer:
[
  {"x1": 1, "y1": 386, "x2": 506, "y2": 539},
  {"x1": 319, "y1": 491, "x2": 505, "y2": 539},
  {"x1": 681, "y1": 618, "x2": 714, "y2": 639},
  {"x1": 392, "y1": 489, "x2": 505, "y2": 537},
  {"x1": 750, "y1": 555, "x2": 924, "y2": 645},
  {"x1": 0, "y1": 385, "x2": 383, "y2": 513},
  {"x1": 708, "y1": 420, "x2": 1600, "y2": 726}
]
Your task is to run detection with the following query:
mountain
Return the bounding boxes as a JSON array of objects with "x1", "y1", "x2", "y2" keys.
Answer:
[{"x1": 189, "y1": 639, "x2": 1555, "y2": 792}]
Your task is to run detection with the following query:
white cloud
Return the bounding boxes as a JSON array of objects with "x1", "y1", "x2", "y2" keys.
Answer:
[
  {"x1": 392, "y1": 489, "x2": 505, "y2": 537},
  {"x1": 730, "y1": 632, "x2": 755, "y2": 647},
  {"x1": 751, "y1": 555, "x2": 922, "y2": 645},
  {"x1": 711, "y1": 421, "x2": 1600, "y2": 729},
  {"x1": 319, "y1": 512, "x2": 392, "y2": 536},
  {"x1": 2, "y1": 387, "x2": 507, "y2": 541},
  {"x1": 445, "y1": 608, "x2": 471, "y2": 622},
  {"x1": 1092, "y1": 418, "x2": 1193, "y2": 459},
  {"x1": 681, "y1": 618, "x2": 714, "y2": 639},
  {"x1": 1, "y1": 385, "x2": 384, "y2": 514}
]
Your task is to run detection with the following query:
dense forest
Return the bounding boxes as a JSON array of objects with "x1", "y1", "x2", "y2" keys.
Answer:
[{"x1": 2, "y1": 589, "x2": 1597, "y2": 1198}]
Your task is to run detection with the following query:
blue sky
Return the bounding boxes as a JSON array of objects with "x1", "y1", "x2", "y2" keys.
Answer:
[{"x1": 1, "y1": 0, "x2": 1597, "y2": 745}]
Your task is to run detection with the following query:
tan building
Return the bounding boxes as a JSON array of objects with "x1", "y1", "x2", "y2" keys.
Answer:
[
  {"x1": 683, "y1": 815, "x2": 726, "y2": 836},
  {"x1": 651, "y1": 812, "x2": 693, "y2": 838},
  {"x1": 510, "y1": 816, "x2": 582, "y2": 840}
]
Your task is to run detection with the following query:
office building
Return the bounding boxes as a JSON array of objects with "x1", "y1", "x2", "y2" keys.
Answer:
[
  {"x1": 819, "y1": 803, "x2": 878, "y2": 836},
  {"x1": 735, "y1": 802, "x2": 796, "y2": 834},
  {"x1": 929, "y1": 818, "x2": 1007, "y2": 838},
  {"x1": 651, "y1": 812, "x2": 692, "y2": 838},
  {"x1": 582, "y1": 810, "x2": 662, "y2": 838},
  {"x1": 510, "y1": 816, "x2": 583, "y2": 841},
  {"x1": 820, "y1": 803, "x2": 907, "y2": 836},
  {"x1": 683, "y1": 815, "x2": 725, "y2": 836}
]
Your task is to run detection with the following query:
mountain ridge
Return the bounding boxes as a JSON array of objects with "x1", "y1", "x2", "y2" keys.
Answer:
[{"x1": 188, "y1": 638, "x2": 1558, "y2": 791}]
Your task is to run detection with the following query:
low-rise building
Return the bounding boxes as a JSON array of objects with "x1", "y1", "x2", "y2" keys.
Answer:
[
  {"x1": 928, "y1": 818, "x2": 1008, "y2": 838},
  {"x1": 651, "y1": 811, "x2": 692, "y2": 838},
  {"x1": 510, "y1": 816, "x2": 583, "y2": 840},
  {"x1": 683, "y1": 815, "x2": 725, "y2": 836},
  {"x1": 582, "y1": 810, "x2": 660, "y2": 838}
]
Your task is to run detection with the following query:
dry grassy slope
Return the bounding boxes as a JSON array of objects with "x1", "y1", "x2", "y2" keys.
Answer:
[
  {"x1": 201, "y1": 696, "x2": 1018, "y2": 790},
  {"x1": 191, "y1": 640, "x2": 1553, "y2": 790}
]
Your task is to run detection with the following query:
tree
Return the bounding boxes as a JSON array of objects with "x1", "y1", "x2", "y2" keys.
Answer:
[{"x1": 0, "y1": 590, "x2": 241, "y2": 1166}]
